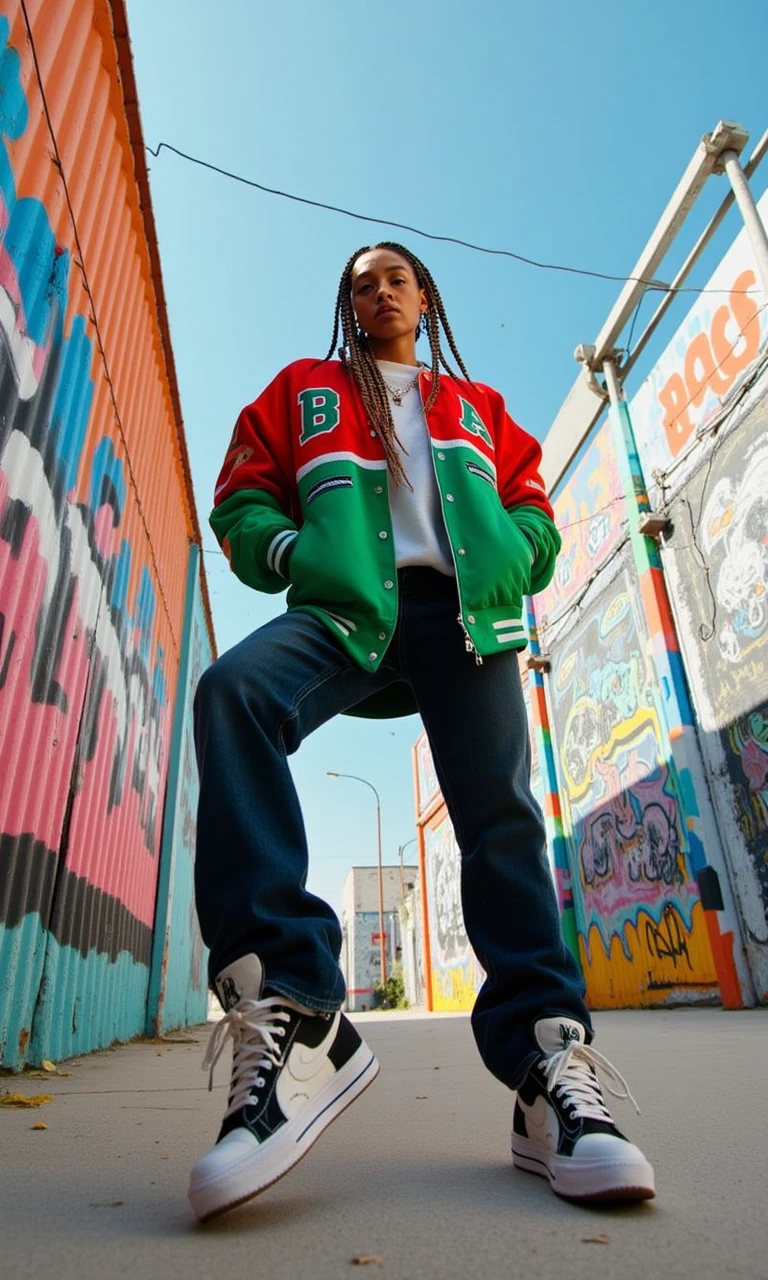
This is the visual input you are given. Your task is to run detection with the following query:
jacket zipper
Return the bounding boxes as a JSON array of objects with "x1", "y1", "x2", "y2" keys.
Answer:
[
  {"x1": 418, "y1": 371, "x2": 483, "y2": 666},
  {"x1": 458, "y1": 612, "x2": 483, "y2": 665}
]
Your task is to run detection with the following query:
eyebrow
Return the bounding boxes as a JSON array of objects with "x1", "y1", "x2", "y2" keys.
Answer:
[{"x1": 353, "y1": 264, "x2": 410, "y2": 282}]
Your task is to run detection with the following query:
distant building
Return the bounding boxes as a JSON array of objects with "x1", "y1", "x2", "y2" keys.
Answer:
[{"x1": 340, "y1": 865, "x2": 418, "y2": 1012}]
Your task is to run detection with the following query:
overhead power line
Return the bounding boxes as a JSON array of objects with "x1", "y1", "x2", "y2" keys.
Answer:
[{"x1": 146, "y1": 141, "x2": 759, "y2": 297}]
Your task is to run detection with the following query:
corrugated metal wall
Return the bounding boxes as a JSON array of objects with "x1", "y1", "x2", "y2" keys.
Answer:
[
  {"x1": 0, "y1": 0, "x2": 214, "y2": 1067},
  {"x1": 146, "y1": 544, "x2": 212, "y2": 1035}
]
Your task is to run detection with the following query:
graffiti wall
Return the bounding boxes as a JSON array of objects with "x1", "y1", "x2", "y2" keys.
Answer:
[
  {"x1": 422, "y1": 804, "x2": 484, "y2": 1011},
  {"x1": 629, "y1": 188, "x2": 768, "y2": 491},
  {"x1": 0, "y1": 3, "x2": 209, "y2": 1065},
  {"x1": 536, "y1": 420, "x2": 627, "y2": 625},
  {"x1": 147, "y1": 546, "x2": 213, "y2": 1034},
  {"x1": 542, "y1": 555, "x2": 718, "y2": 1007},
  {"x1": 660, "y1": 383, "x2": 768, "y2": 997}
]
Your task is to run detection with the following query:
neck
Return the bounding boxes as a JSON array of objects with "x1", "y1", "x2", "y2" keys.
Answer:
[{"x1": 368, "y1": 334, "x2": 420, "y2": 366}]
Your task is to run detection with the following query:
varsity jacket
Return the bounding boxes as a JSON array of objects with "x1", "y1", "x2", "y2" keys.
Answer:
[{"x1": 211, "y1": 358, "x2": 561, "y2": 717}]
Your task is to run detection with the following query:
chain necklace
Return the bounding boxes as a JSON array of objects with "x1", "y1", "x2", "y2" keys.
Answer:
[{"x1": 382, "y1": 369, "x2": 421, "y2": 406}]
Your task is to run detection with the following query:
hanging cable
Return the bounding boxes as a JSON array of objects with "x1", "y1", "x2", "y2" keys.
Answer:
[{"x1": 146, "y1": 141, "x2": 762, "y2": 296}]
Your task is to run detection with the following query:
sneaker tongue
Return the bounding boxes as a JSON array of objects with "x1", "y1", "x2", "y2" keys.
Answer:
[
  {"x1": 214, "y1": 955, "x2": 264, "y2": 1010},
  {"x1": 534, "y1": 1017, "x2": 587, "y2": 1055}
]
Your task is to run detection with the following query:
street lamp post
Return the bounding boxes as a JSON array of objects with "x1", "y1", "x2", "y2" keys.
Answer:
[
  {"x1": 398, "y1": 836, "x2": 418, "y2": 898},
  {"x1": 327, "y1": 772, "x2": 387, "y2": 987}
]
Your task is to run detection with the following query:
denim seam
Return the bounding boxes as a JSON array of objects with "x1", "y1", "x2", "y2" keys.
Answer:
[
  {"x1": 276, "y1": 664, "x2": 347, "y2": 755},
  {"x1": 265, "y1": 978, "x2": 341, "y2": 1013}
]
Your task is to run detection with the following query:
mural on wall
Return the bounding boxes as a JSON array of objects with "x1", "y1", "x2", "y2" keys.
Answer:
[
  {"x1": 414, "y1": 728, "x2": 440, "y2": 816},
  {"x1": 536, "y1": 421, "x2": 626, "y2": 622},
  {"x1": 664, "y1": 398, "x2": 768, "y2": 974},
  {"x1": 546, "y1": 562, "x2": 718, "y2": 1005},
  {"x1": 628, "y1": 189, "x2": 768, "y2": 483},
  {"x1": 0, "y1": 18, "x2": 172, "y2": 972},
  {"x1": 423, "y1": 809, "x2": 484, "y2": 1011}
]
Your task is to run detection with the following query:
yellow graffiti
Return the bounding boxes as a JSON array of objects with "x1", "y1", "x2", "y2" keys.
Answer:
[
  {"x1": 562, "y1": 701, "x2": 656, "y2": 804},
  {"x1": 431, "y1": 962, "x2": 482, "y2": 1012},
  {"x1": 578, "y1": 901, "x2": 718, "y2": 1009}
]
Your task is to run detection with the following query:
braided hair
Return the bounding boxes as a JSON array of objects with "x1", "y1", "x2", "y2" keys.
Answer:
[{"x1": 323, "y1": 242, "x2": 471, "y2": 487}]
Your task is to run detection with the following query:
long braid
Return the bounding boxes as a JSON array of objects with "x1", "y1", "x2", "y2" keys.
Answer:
[{"x1": 322, "y1": 242, "x2": 472, "y2": 486}]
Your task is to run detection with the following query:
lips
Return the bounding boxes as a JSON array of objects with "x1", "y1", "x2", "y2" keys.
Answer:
[{"x1": 375, "y1": 306, "x2": 399, "y2": 318}]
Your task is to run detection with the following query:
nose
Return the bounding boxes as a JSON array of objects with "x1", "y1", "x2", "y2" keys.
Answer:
[{"x1": 376, "y1": 280, "x2": 394, "y2": 301}]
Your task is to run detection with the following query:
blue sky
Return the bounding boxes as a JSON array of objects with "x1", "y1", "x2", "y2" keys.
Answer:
[{"x1": 125, "y1": 0, "x2": 768, "y2": 916}]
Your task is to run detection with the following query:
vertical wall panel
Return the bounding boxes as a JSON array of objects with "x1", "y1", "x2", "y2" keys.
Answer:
[
  {"x1": 0, "y1": 0, "x2": 214, "y2": 1067},
  {"x1": 540, "y1": 553, "x2": 719, "y2": 1007},
  {"x1": 147, "y1": 545, "x2": 213, "y2": 1035}
]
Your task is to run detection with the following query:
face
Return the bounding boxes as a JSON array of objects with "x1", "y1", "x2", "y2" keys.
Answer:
[{"x1": 350, "y1": 249, "x2": 427, "y2": 344}]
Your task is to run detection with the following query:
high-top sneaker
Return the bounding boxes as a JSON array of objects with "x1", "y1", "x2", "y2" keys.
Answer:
[
  {"x1": 511, "y1": 1017, "x2": 655, "y2": 1202},
  {"x1": 188, "y1": 955, "x2": 379, "y2": 1222}
]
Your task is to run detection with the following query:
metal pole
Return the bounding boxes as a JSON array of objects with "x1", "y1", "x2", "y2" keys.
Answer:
[
  {"x1": 720, "y1": 149, "x2": 768, "y2": 297},
  {"x1": 376, "y1": 796, "x2": 387, "y2": 986},
  {"x1": 327, "y1": 772, "x2": 387, "y2": 988}
]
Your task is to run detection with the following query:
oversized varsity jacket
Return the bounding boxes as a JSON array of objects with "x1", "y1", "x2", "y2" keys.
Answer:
[{"x1": 211, "y1": 358, "x2": 561, "y2": 717}]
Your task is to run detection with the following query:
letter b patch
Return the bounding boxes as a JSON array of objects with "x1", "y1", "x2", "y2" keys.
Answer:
[{"x1": 298, "y1": 388, "x2": 341, "y2": 444}]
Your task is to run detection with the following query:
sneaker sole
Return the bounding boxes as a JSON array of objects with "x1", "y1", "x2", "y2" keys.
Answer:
[
  {"x1": 512, "y1": 1135, "x2": 656, "y2": 1202},
  {"x1": 189, "y1": 1042, "x2": 379, "y2": 1222}
]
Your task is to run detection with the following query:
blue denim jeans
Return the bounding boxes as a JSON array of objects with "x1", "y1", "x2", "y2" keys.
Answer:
[{"x1": 194, "y1": 568, "x2": 591, "y2": 1087}]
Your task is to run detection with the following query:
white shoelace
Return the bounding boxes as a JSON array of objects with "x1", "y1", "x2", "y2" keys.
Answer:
[
  {"x1": 202, "y1": 998, "x2": 292, "y2": 1120},
  {"x1": 542, "y1": 1040, "x2": 641, "y2": 1121}
]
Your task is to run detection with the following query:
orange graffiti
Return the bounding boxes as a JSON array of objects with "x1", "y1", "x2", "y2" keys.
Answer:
[{"x1": 658, "y1": 269, "x2": 760, "y2": 458}]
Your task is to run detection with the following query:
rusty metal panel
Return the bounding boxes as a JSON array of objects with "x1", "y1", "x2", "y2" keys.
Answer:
[
  {"x1": 540, "y1": 549, "x2": 719, "y2": 1008},
  {"x1": 0, "y1": 0, "x2": 212, "y2": 1066},
  {"x1": 147, "y1": 545, "x2": 212, "y2": 1035}
]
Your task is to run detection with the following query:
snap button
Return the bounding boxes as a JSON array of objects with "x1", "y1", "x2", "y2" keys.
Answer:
[
  {"x1": 379, "y1": 531, "x2": 388, "y2": 539},
  {"x1": 369, "y1": 652, "x2": 378, "y2": 661},
  {"x1": 446, "y1": 494, "x2": 454, "y2": 502},
  {"x1": 457, "y1": 548, "x2": 466, "y2": 556},
  {"x1": 378, "y1": 632, "x2": 386, "y2": 641},
  {"x1": 370, "y1": 430, "x2": 376, "y2": 437},
  {"x1": 384, "y1": 579, "x2": 394, "y2": 589},
  {"x1": 374, "y1": 485, "x2": 383, "y2": 494},
  {"x1": 437, "y1": 451, "x2": 446, "y2": 461},
  {"x1": 467, "y1": 614, "x2": 476, "y2": 624}
]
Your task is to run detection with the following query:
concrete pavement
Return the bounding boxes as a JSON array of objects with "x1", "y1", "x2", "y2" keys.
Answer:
[{"x1": 1, "y1": 1007, "x2": 766, "y2": 1280}]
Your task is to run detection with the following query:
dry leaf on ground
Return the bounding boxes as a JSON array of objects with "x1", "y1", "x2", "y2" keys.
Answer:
[
  {"x1": 30, "y1": 1122, "x2": 48, "y2": 1130},
  {"x1": 90, "y1": 1200, "x2": 124, "y2": 1208},
  {"x1": 1, "y1": 1092, "x2": 55, "y2": 1108},
  {"x1": 582, "y1": 1234, "x2": 611, "y2": 1245},
  {"x1": 350, "y1": 1256, "x2": 384, "y2": 1266}
]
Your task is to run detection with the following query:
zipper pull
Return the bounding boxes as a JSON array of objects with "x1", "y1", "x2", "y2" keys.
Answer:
[{"x1": 457, "y1": 613, "x2": 483, "y2": 666}]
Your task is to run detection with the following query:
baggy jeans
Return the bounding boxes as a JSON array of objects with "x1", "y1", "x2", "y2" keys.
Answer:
[{"x1": 193, "y1": 567, "x2": 591, "y2": 1088}]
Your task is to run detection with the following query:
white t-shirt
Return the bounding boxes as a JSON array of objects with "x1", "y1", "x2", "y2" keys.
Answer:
[{"x1": 376, "y1": 360, "x2": 455, "y2": 576}]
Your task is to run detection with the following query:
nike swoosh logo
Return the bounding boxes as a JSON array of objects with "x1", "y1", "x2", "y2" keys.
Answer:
[
  {"x1": 522, "y1": 1094, "x2": 559, "y2": 1151},
  {"x1": 286, "y1": 1013, "x2": 340, "y2": 1082}
]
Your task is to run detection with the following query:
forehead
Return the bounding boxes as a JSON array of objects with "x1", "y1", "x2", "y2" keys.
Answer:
[{"x1": 351, "y1": 249, "x2": 414, "y2": 280}]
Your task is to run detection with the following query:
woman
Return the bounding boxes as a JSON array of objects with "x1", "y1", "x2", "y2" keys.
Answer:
[{"x1": 189, "y1": 242, "x2": 655, "y2": 1221}]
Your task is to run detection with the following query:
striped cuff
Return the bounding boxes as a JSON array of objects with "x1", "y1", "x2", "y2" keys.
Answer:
[{"x1": 266, "y1": 528, "x2": 299, "y2": 579}]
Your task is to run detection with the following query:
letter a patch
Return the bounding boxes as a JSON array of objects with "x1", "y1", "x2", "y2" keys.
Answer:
[
  {"x1": 458, "y1": 398, "x2": 492, "y2": 446},
  {"x1": 298, "y1": 388, "x2": 341, "y2": 444}
]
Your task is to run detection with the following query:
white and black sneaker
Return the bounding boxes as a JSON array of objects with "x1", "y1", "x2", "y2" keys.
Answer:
[
  {"x1": 511, "y1": 1017, "x2": 655, "y2": 1202},
  {"x1": 188, "y1": 955, "x2": 379, "y2": 1222}
]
